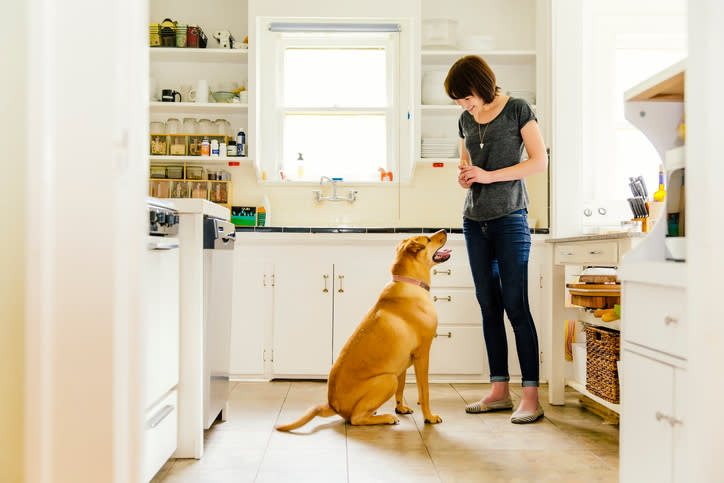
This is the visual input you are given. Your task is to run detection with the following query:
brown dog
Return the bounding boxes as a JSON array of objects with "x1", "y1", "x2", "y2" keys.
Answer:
[{"x1": 275, "y1": 230, "x2": 451, "y2": 431}]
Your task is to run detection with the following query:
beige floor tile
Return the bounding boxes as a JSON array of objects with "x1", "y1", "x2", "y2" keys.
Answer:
[{"x1": 151, "y1": 381, "x2": 620, "y2": 482}]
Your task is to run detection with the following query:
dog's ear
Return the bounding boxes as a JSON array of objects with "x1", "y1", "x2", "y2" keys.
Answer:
[{"x1": 405, "y1": 240, "x2": 426, "y2": 254}]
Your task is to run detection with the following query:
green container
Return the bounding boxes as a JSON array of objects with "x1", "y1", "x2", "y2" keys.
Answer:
[{"x1": 231, "y1": 206, "x2": 256, "y2": 226}]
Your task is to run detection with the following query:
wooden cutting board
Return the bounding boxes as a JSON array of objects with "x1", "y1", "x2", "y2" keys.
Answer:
[{"x1": 567, "y1": 283, "x2": 621, "y2": 291}]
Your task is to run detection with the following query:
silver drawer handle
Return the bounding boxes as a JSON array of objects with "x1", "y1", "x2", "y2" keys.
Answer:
[
  {"x1": 434, "y1": 331, "x2": 452, "y2": 338},
  {"x1": 655, "y1": 411, "x2": 683, "y2": 426},
  {"x1": 588, "y1": 250, "x2": 602, "y2": 255},
  {"x1": 664, "y1": 315, "x2": 678, "y2": 325},
  {"x1": 433, "y1": 268, "x2": 451, "y2": 275},
  {"x1": 433, "y1": 295, "x2": 452, "y2": 302},
  {"x1": 147, "y1": 404, "x2": 175, "y2": 429}
]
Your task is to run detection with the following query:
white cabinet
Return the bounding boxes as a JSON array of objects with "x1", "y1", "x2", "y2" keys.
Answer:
[
  {"x1": 619, "y1": 59, "x2": 688, "y2": 483},
  {"x1": 619, "y1": 348, "x2": 686, "y2": 483},
  {"x1": 229, "y1": 234, "x2": 547, "y2": 383}
]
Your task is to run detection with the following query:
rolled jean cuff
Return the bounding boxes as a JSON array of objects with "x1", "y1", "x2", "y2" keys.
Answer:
[
  {"x1": 490, "y1": 376, "x2": 510, "y2": 383},
  {"x1": 521, "y1": 380, "x2": 540, "y2": 387}
]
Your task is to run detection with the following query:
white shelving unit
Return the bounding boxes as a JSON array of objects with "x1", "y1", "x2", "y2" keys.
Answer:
[
  {"x1": 619, "y1": 59, "x2": 688, "y2": 482},
  {"x1": 149, "y1": 155, "x2": 253, "y2": 165},
  {"x1": 150, "y1": 102, "x2": 248, "y2": 115}
]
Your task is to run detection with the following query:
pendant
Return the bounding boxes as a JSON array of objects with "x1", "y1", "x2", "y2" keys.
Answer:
[{"x1": 479, "y1": 143, "x2": 484, "y2": 149}]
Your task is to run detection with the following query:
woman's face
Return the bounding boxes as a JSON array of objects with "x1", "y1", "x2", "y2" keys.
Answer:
[{"x1": 454, "y1": 92, "x2": 485, "y2": 115}]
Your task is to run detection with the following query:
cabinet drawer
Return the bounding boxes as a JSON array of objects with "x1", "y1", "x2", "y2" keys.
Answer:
[
  {"x1": 554, "y1": 241, "x2": 618, "y2": 265},
  {"x1": 430, "y1": 288, "x2": 480, "y2": 326},
  {"x1": 429, "y1": 326, "x2": 485, "y2": 374},
  {"x1": 430, "y1": 262, "x2": 473, "y2": 287},
  {"x1": 144, "y1": 390, "x2": 177, "y2": 483},
  {"x1": 622, "y1": 282, "x2": 686, "y2": 359}
]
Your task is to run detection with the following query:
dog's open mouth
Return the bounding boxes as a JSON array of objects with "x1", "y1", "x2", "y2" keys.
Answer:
[{"x1": 433, "y1": 248, "x2": 452, "y2": 263}]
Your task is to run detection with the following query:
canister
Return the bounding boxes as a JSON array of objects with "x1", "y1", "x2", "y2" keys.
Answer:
[
  {"x1": 187, "y1": 26, "x2": 199, "y2": 48},
  {"x1": 149, "y1": 24, "x2": 161, "y2": 47},
  {"x1": 176, "y1": 23, "x2": 187, "y2": 47}
]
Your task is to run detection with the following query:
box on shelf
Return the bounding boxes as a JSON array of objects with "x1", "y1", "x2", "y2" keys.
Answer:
[
  {"x1": 170, "y1": 181, "x2": 187, "y2": 198},
  {"x1": 186, "y1": 166, "x2": 205, "y2": 180},
  {"x1": 209, "y1": 181, "x2": 228, "y2": 204},
  {"x1": 585, "y1": 325, "x2": 620, "y2": 404},
  {"x1": 189, "y1": 181, "x2": 207, "y2": 199},
  {"x1": 150, "y1": 166, "x2": 167, "y2": 178},
  {"x1": 572, "y1": 342, "x2": 586, "y2": 385},
  {"x1": 150, "y1": 134, "x2": 168, "y2": 155},
  {"x1": 187, "y1": 135, "x2": 228, "y2": 157},
  {"x1": 166, "y1": 165, "x2": 184, "y2": 179},
  {"x1": 169, "y1": 135, "x2": 187, "y2": 156},
  {"x1": 149, "y1": 180, "x2": 171, "y2": 198},
  {"x1": 231, "y1": 206, "x2": 256, "y2": 226}
]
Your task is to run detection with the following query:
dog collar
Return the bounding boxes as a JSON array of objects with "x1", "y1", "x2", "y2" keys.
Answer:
[{"x1": 392, "y1": 275, "x2": 430, "y2": 291}]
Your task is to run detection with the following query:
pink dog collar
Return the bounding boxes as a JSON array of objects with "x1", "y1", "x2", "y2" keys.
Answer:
[{"x1": 392, "y1": 275, "x2": 430, "y2": 291}]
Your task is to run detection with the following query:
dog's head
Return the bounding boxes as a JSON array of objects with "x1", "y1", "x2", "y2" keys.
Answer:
[{"x1": 394, "y1": 230, "x2": 451, "y2": 273}]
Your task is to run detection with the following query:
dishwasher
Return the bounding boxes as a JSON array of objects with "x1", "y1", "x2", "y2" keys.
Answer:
[{"x1": 202, "y1": 216, "x2": 236, "y2": 429}]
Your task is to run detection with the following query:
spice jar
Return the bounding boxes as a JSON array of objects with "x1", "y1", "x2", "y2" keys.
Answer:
[
  {"x1": 160, "y1": 18, "x2": 176, "y2": 47},
  {"x1": 149, "y1": 24, "x2": 161, "y2": 47}
]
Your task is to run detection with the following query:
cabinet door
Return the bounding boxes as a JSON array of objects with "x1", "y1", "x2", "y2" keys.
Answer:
[
  {"x1": 143, "y1": 241, "x2": 180, "y2": 410},
  {"x1": 332, "y1": 246, "x2": 392, "y2": 362},
  {"x1": 230, "y1": 248, "x2": 273, "y2": 377},
  {"x1": 620, "y1": 349, "x2": 674, "y2": 483},
  {"x1": 273, "y1": 253, "x2": 333, "y2": 376},
  {"x1": 429, "y1": 326, "x2": 486, "y2": 374}
]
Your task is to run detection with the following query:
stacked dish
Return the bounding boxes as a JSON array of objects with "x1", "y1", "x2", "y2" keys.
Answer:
[{"x1": 422, "y1": 138, "x2": 458, "y2": 159}]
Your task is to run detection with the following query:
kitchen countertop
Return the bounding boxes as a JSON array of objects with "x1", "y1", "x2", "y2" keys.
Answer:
[
  {"x1": 235, "y1": 226, "x2": 550, "y2": 235},
  {"x1": 545, "y1": 231, "x2": 647, "y2": 244}
]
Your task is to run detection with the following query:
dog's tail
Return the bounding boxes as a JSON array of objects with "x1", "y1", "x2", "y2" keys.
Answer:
[{"x1": 274, "y1": 404, "x2": 337, "y2": 432}]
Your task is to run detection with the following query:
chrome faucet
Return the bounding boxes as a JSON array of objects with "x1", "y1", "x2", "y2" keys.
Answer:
[{"x1": 313, "y1": 176, "x2": 358, "y2": 203}]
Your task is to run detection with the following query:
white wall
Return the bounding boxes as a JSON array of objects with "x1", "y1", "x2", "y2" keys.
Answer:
[
  {"x1": 686, "y1": 1, "x2": 724, "y2": 480},
  {"x1": 0, "y1": 2, "x2": 27, "y2": 482}
]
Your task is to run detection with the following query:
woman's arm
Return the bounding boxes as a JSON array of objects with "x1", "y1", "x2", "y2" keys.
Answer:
[
  {"x1": 457, "y1": 139, "x2": 473, "y2": 188},
  {"x1": 459, "y1": 120, "x2": 547, "y2": 185}
]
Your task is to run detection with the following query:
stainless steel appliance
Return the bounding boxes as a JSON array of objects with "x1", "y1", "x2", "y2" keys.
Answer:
[
  {"x1": 202, "y1": 216, "x2": 235, "y2": 429},
  {"x1": 148, "y1": 197, "x2": 180, "y2": 236}
]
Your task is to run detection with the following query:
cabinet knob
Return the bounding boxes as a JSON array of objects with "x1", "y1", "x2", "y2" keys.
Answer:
[
  {"x1": 433, "y1": 268, "x2": 451, "y2": 275},
  {"x1": 664, "y1": 315, "x2": 678, "y2": 325},
  {"x1": 433, "y1": 295, "x2": 452, "y2": 302},
  {"x1": 323, "y1": 274, "x2": 329, "y2": 293}
]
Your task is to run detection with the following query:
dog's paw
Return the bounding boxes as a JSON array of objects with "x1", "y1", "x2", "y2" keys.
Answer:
[
  {"x1": 388, "y1": 415, "x2": 400, "y2": 425},
  {"x1": 424, "y1": 414, "x2": 443, "y2": 424},
  {"x1": 395, "y1": 405, "x2": 414, "y2": 415}
]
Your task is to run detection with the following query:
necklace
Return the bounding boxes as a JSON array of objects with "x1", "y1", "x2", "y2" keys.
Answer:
[{"x1": 477, "y1": 120, "x2": 490, "y2": 149}]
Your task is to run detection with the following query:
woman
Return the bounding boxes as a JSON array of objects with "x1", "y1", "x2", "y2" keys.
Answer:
[{"x1": 444, "y1": 55, "x2": 548, "y2": 424}]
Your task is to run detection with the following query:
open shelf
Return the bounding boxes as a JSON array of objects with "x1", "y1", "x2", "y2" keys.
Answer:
[
  {"x1": 421, "y1": 49, "x2": 536, "y2": 65},
  {"x1": 565, "y1": 379, "x2": 620, "y2": 414},
  {"x1": 150, "y1": 102, "x2": 247, "y2": 114},
  {"x1": 150, "y1": 155, "x2": 253, "y2": 166},
  {"x1": 149, "y1": 47, "x2": 248, "y2": 63},
  {"x1": 624, "y1": 58, "x2": 685, "y2": 102},
  {"x1": 664, "y1": 145, "x2": 686, "y2": 173}
]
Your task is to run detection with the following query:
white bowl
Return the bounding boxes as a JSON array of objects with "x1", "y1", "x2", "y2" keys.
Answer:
[
  {"x1": 665, "y1": 236, "x2": 686, "y2": 261},
  {"x1": 461, "y1": 34, "x2": 495, "y2": 51}
]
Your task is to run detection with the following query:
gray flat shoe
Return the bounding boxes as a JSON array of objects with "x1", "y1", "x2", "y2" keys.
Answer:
[
  {"x1": 465, "y1": 396, "x2": 513, "y2": 414},
  {"x1": 510, "y1": 404, "x2": 544, "y2": 424}
]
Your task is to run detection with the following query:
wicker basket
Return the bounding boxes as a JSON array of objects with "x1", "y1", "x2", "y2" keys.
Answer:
[{"x1": 585, "y1": 325, "x2": 620, "y2": 403}]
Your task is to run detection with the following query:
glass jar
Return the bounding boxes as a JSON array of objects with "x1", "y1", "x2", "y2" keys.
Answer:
[
  {"x1": 197, "y1": 118, "x2": 212, "y2": 135},
  {"x1": 182, "y1": 118, "x2": 197, "y2": 135},
  {"x1": 213, "y1": 119, "x2": 231, "y2": 137},
  {"x1": 150, "y1": 121, "x2": 165, "y2": 134},
  {"x1": 165, "y1": 118, "x2": 181, "y2": 134}
]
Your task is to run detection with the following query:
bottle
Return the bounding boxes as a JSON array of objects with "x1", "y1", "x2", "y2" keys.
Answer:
[
  {"x1": 236, "y1": 128, "x2": 246, "y2": 157},
  {"x1": 256, "y1": 206, "x2": 266, "y2": 227},
  {"x1": 226, "y1": 140, "x2": 236, "y2": 157},
  {"x1": 296, "y1": 152, "x2": 304, "y2": 179},
  {"x1": 219, "y1": 141, "x2": 226, "y2": 158},
  {"x1": 653, "y1": 164, "x2": 666, "y2": 202},
  {"x1": 210, "y1": 139, "x2": 219, "y2": 158},
  {"x1": 201, "y1": 136, "x2": 210, "y2": 157}
]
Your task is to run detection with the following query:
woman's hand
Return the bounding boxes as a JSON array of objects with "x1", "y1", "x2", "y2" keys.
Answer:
[{"x1": 459, "y1": 165, "x2": 495, "y2": 185}]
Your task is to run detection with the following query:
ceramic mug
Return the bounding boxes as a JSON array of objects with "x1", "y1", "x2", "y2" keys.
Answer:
[{"x1": 162, "y1": 89, "x2": 182, "y2": 102}]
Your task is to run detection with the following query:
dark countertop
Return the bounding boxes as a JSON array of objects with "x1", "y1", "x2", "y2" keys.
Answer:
[{"x1": 235, "y1": 226, "x2": 550, "y2": 234}]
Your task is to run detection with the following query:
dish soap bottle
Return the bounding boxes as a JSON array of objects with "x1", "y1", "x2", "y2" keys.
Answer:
[
  {"x1": 296, "y1": 152, "x2": 304, "y2": 180},
  {"x1": 653, "y1": 164, "x2": 666, "y2": 202}
]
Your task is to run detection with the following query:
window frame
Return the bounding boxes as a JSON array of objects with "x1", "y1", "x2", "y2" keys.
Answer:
[{"x1": 257, "y1": 18, "x2": 414, "y2": 184}]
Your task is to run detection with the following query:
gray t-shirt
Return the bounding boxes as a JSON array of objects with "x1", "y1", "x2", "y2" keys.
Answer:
[{"x1": 458, "y1": 97, "x2": 537, "y2": 221}]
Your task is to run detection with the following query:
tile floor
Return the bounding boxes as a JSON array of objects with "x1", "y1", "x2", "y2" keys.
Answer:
[{"x1": 153, "y1": 381, "x2": 619, "y2": 482}]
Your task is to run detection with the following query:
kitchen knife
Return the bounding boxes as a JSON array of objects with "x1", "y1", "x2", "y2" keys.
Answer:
[
  {"x1": 636, "y1": 176, "x2": 649, "y2": 199},
  {"x1": 627, "y1": 198, "x2": 638, "y2": 217}
]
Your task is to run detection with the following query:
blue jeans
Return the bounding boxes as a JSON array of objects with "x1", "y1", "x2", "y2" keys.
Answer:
[{"x1": 463, "y1": 210, "x2": 540, "y2": 387}]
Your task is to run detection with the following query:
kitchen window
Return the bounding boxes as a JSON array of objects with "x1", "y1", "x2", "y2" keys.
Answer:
[{"x1": 258, "y1": 21, "x2": 414, "y2": 183}]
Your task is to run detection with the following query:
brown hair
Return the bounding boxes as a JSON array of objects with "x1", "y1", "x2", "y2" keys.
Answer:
[{"x1": 444, "y1": 55, "x2": 500, "y2": 104}]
